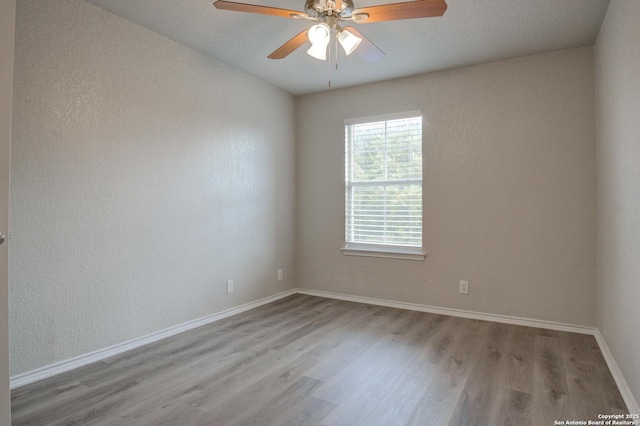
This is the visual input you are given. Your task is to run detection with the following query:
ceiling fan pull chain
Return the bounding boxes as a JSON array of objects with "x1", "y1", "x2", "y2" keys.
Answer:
[
  {"x1": 335, "y1": 32, "x2": 339, "y2": 70},
  {"x1": 328, "y1": 38, "x2": 332, "y2": 88},
  {"x1": 327, "y1": 46, "x2": 331, "y2": 89}
]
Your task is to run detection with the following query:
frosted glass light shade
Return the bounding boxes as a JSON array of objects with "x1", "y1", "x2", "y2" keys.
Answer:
[
  {"x1": 307, "y1": 23, "x2": 331, "y2": 60},
  {"x1": 308, "y1": 23, "x2": 330, "y2": 45},
  {"x1": 307, "y1": 42, "x2": 328, "y2": 60},
  {"x1": 338, "y1": 29, "x2": 362, "y2": 55}
]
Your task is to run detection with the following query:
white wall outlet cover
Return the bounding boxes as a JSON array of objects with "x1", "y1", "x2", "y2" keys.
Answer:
[{"x1": 226, "y1": 280, "x2": 234, "y2": 294}]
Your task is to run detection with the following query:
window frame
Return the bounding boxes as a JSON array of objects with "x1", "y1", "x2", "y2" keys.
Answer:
[{"x1": 341, "y1": 110, "x2": 426, "y2": 261}]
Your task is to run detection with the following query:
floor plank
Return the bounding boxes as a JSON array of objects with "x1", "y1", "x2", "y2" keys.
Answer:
[{"x1": 11, "y1": 294, "x2": 629, "y2": 425}]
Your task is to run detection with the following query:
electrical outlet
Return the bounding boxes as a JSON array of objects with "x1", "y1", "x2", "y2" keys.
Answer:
[
  {"x1": 459, "y1": 280, "x2": 469, "y2": 295},
  {"x1": 226, "y1": 279, "x2": 234, "y2": 294},
  {"x1": 277, "y1": 269, "x2": 283, "y2": 281}
]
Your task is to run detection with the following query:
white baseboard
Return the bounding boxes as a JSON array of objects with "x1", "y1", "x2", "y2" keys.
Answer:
[
  {"x1": 10, "y1": 289, "x2": 297, "y2": 389},
  {"x1": 10, "y1": 286, "x2": 639, "y2": 415},
  {"x1": 594, "y1": 330, "x2": 640, "y2": 414},
  {"x1": 296, "y1": 288, "x2": 597, "y2": 335}
]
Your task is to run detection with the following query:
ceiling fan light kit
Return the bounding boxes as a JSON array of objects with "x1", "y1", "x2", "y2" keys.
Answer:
[
  {"x1": 213, "y1": 0, "x2": 447, "y2": 62},
  {"x1": 306, "y1": 21, "x2": 361, "y2": 60}
]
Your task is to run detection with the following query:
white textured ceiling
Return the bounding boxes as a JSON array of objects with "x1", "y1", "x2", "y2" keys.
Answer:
[{"x1": 84, "y1": 0, "x2": 610, "y2": 95}]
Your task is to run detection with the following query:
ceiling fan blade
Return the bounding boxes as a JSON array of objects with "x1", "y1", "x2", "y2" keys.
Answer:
[
  {"x1": 268, "y1": 30, "x2": 309, "y2": 59},
  {"x1": 354, "y1": 0, "x2": 447, "y2": 23},
  {"x1": 343, "y1": 27, "x2": 384, "y2": 62},
  {"x1": 213, "y1": 0, "x2": 305, "y2": 18}
]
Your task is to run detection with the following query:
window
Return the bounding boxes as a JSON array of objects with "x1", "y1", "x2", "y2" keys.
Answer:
[{"x1": 342, "y1": 111, "x2": 425, "y2": 260}]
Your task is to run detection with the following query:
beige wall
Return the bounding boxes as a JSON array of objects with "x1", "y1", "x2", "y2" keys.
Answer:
[
  {"x1": 595, "y1": 0, "x2": 640, "y2": 408},
  {"x1": 296, "y1": 48, "x2": 597, "y2": 326},
  {"x1": 10, "y1": 0, "x2": 296, "y2": 376},
  {"x1": 1, "y1": 0, "x2": 16, "y2": 421}
]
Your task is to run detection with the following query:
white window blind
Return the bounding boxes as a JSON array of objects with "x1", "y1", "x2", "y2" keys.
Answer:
[{"x1": 345, "y1": 111, "x2": 423, "y2": 249}]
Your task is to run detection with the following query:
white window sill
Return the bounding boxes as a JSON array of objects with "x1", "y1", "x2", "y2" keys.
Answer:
[{"x1": 341, "y1": 244, "x2": 427, "y2": 261}]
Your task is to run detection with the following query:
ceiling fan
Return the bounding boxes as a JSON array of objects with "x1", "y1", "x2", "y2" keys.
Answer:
[{"x1": 213, "y1": 0, "x2": 447, "y2": 62}]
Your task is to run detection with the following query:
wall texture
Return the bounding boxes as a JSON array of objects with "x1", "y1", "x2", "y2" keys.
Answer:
[
  {"x1": 1, "y1": 0, "x2": 16, "y2": 421},
  {"x1": 296, "y1": 48, "x2": 597, "y2": 326},
  {"x1": 595, "y1": 0, "x2": 640, "y2": 408},
  {"x1": 10, "y1": 0, "x2": 295, "y2": 376}
]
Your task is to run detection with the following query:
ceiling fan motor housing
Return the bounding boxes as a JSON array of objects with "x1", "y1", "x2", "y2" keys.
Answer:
[{"x1": 305, "y1": 0, "x2": 355, "y2": 18}]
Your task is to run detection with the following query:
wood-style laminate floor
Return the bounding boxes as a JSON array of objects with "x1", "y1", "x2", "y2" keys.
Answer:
[{"x1": 11, "y1": 294, "x2": 628, "y2": 426}]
